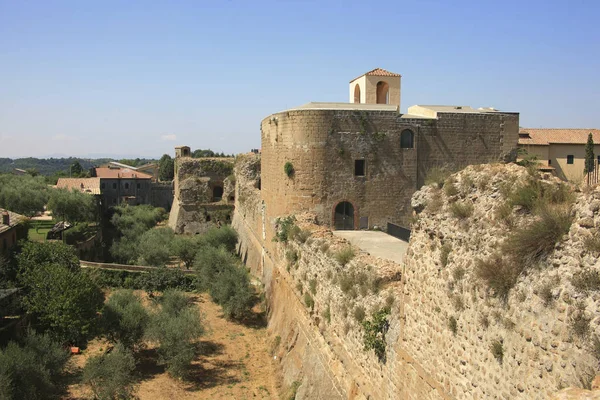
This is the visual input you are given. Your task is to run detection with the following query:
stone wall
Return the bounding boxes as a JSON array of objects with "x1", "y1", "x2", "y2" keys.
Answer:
[
  {"x1": 234, "y1": 154, "x2": 600, "y2": 399},
  {"x1": 168, "y1": 156, "x2": 234, "y2": 233}
]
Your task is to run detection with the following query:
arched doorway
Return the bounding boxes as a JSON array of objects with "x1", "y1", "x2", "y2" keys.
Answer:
[
  {"x1": 376, "y1": 81, "x2": 389, "y2": 104},
  {"x1": 354, "y1": 84, "x2": 361, "y2": 103},
  {"x1": 334, "y1": 202, "x2": 354, "y2": 230},
  {"x1": 213, "y1": 186, "x2": 224, "y2": 202}
]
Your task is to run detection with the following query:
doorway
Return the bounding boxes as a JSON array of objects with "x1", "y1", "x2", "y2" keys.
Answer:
[{"x1": 334, "y1": 202, "x2": 355, "y2": 230}]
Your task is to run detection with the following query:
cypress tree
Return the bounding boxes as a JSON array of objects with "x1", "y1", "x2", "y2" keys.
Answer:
[{"x1": 585, "y1": 133, "x2": 595, "y2": 175}]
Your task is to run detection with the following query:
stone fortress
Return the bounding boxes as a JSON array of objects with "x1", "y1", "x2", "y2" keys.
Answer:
[{"x1": 261, "y1": 68, "x2": 519, "y2": 230}]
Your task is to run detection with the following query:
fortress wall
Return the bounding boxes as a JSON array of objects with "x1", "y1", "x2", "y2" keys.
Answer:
[{"x1": 261, "y1": 109, "x2": 419, "y2": 229}]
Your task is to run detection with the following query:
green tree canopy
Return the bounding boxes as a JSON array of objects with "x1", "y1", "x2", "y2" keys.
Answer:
[
  {"x1": 585, "y1": 132, "x2": 595, "y2": 175},
  {"x1": 70, "y1": 160, "x2": 83, "y2": 176},
  {"x1": 0, "y1": 174, "x2": 48, "y2": 216},
  {"x1": 17, "y1": 241, "x2": 80, "y2": 276},
  {"x1": 19, "y1": 262, "x2": 104, "y2": 345},
  {"x1": 47, "y1": 188, "x2": 98, "y2": 223},
  {"x1": 102, "y1": 290, "x2": 149, "y2": 349},
  {"x1": 158, "y1": 154, "x2": 174, "y2": 181}
]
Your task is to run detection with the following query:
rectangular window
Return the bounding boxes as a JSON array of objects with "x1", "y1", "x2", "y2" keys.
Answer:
[
  {"x1": 112, "y1": 182, "x2": 117, "y2": 189},
  {"x1": 354, "y1": 160, "x2": 366, "y2": 176},
  {"x1": 101, "y1": 182, "x2": 105, "y2": 189},
  {"x1": 567, "y1": 155, "x2": 574, "y2": 165},
  {"x1": 137, "y1": 183, "x2": 141, "y2": 189},
  {"x1": 597, "y1": 155, "x2": 600, "y2": 165},
  {"x1": 548, "y1": 159, "x2": 551, "y2": 165}
]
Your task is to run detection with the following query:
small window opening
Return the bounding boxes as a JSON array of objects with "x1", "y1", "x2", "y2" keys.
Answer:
[
  {"x1": 354, "y1": 84, "x2": 361, "y2": 104},
  {"x1": 137, "y1": 183, "x2": 141, "y2": 189},
  {"x1": 124, "y1": 182, "x2": 130, "y2": 190},
  {"x1": 401, "y1": 129, "x2": 414, "y2": 149},
  {"x1": 548, "y1": 159, "x2": 552, "y2": 165},
  {"x1": 354, "y1": 160, "x2": 366, "y2": 176},
  {"x1": 567, "y1": 155, "x2": 574, "y2": 165},
  {"x1": 213, "y1": 186, "x2": 224, "y2": 202},
  {"x1": 376, "y1": 81, "x2": 390, "y2": 104},
  {"x1": 112, "y1": 183, "x2": 117, "y2": 189},
  {"x1": 101, "y1": 183, "x2": 105, "y2": 190}
]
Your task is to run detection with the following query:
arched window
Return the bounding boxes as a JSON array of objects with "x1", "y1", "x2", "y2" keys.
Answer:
[
  {"x1": 124, "y1": 182, "x2": 130, "y2": 190},
  {"x1": 213, "y1": 186, "x2": 224, "y2": 202},
  {"x1": 376, "y1": 81, "x2": 389, "y2": 104},
  {"x1": 401, "y1": 129, "x2": 414, "y2": 149},
  {"x1": 354, "y1": 84, "x2": 361, "y2": 104}
]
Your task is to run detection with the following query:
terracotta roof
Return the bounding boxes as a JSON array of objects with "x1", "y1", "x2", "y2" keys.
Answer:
[
  {"x1": 0, "y1": 208, "x2": 26, "y2": 234},
  {"x1": 519, "y1": 128, "x2": 600, "y2": 146},
  {"x1": 94, "y1": 167, "x2": 152, "y2": 179},
  {"x1": 56, "y1": 178, "x2": 101, "y2": 195},
  {"x1": 350, "y1": 68, "x2": 401, "y2": 82}
]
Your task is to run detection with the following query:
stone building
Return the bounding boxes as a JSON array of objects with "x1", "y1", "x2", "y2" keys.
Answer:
[
  {"x1": 0, "y1": 209, "x2": 26, "y2": 254},
  {"x1": 168, "y1": 147, "x2": 235, "y2": 234},
  {"x1": 260, "y1": 68, "x2": 520, "y2": 230},
  {"x1": 519, "y1": 128, "x2": 600, "y2": 181}
]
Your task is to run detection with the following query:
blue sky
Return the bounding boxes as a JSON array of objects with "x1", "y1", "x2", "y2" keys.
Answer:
[{"x1": 1, "y1": 0, "x2": 598, "y2": 158}]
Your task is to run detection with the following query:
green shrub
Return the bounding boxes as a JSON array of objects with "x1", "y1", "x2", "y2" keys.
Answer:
[
  {"x1": 440, "y1": 243, "x2": 452, "y2": 267},
  {"x1": 324, "y1": 305, "x2": 331, "y2": 324},
  {"x1": 571, "y1": 269, "x2": 600, "y2": 293},
  {"x1": 304, "y1": 293, "x2": 314, "y2": 310},
  {"x1": 450, "y1": 201, "x2": 474, "y2": 219},
  {"x1": 102, "y1": 290, "x2": 149, "y2": 349},
  {"x1": 142, "y1": 267, "x2": 196, "y2": 296},
  {"x1": 495, "y1": 202, "x2": 515, "y2": 227},
  {"x1": 285, "y1": 381, "x2": 302, "y2": 400},
  {"x1": 309, "y1": 279, "x2": 317, "y2": 295},
  {"x1": 452, "y1": 266, "x2": 465, "y2": 281},
  {"x1": 137, "y1": 227, "x2": 176, "y2": 267},
  {"x1": 0, "y1": 332, "x2": 69, "y2": 400},
  {"x1": 284, "y1": 162, "x2": 294, "y2": 177},
  {"x1": 538, "y1": 281, "x2": 555, "y2": 307},
  {"x1": 444, "y1": 181, "x2": 458, "y2": 197},
  {"x1": 82, "y1": 343, "x2": 136, "y2": 400},
  {"x1": 295, "y1": 229, "x2": 311, "y2": 244},
  {"x1": 286, "y1": 249, "x2": 299, "y2": 264},
  {"x1": 273, "y1": 216, "x2": 297, "y2": 243},
  {"x1": 362, "y1": 309, "x2": 390, "y2": 362},
  {"x1": 209, "y1": 264, "x2": 254, "y2": 320},
  {"x1": 569, "y1": 301, "x2": 591, "y2": 339},
  {"x1": 490, "y1": 340, "x2": 504, "y2": 363},
  {"x1": 334, "y1": 247, "x2": 355, "y2": 266},
  {"x1": 448, "y1": 316, "x2": 458, "y2": 335},
  {"x1": 505, "y1": 205, "x2": 573, "y2": 267},
  {"x1": 201, "y1": 225, "x2": 238, "y2": 253},
  {"x1": 193, "y1": 246, "x2": 239, "y2": 291},
  {"x1": 508, "y1": 180, "x2": 540, "y2": 212},
  {"x1": 476, "y1": 253, "x2": 519, "y2": 302},
  {"x1": 171, "y1": 235, "x2": 205, "y2": 267},
  {"x1": 146, "y1": 290, "x2": 204, "y2": 378}
]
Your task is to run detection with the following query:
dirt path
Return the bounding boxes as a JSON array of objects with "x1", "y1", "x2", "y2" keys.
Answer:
[{"x1": 67, "y1": 292, "x2": 280, "y2": 399}]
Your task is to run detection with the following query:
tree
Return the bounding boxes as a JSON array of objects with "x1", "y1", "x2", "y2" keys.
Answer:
[
  {"x1": 20, "y1": 263, "x2": 104, "y2": 345},
  {"x1": 585, "y1": 132, "x2": 595, "y2": 175},
  {"x1": 158, "y1": 154, "x2": 174, "y2": 181},
  {"x1": 17, "y1": 241, "x2": 80, "y2": 276},
  {"x1": 102, "y1": 290, "x2": 149, "y2": 349},
  {"x1": 136, "y1": 227, "x2": 175, "y2": 266},
  {"x1": 171, "y1": 235, "x2": 205, "y2": 268},
  {"x1": 191, "y1": 149, "x2": 215, "y2": 158},
  {"x1": 0, "y1": 174, "x2": 48, "y2": 216},
  {"x1": 0, "y1": 331, "x2": 69, "y2": 400},
  {"x1": 47, "y1": 188, "x2": 98, "y2": 223},
  {"x1": 146, "y1": 290, "x2": 204, "y2": 378},
  {"x1": 70, "y1": 160, "x2": 83, "y2": 177},
  {"x1": 201, "y1": 225, "x2": 238, "y2": 253},
  {"x1": 82, "y1": 343, "x2": 136, "y2": 400}
]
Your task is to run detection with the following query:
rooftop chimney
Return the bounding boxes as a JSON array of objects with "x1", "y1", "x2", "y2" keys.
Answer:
[{"x1": 2, "y1": 212, "x2": 9, "y2": 226}]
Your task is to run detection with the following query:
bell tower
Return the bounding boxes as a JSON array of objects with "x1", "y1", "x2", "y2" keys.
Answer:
[{"x1": 349, "y1": 68, "x2": 401, "y2": 108}]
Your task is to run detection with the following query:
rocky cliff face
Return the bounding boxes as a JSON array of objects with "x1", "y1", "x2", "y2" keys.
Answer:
[
  {"x1": 407, "y1": 163, "x2": 600, "y2": 398},
  {"x1": 233, "y1": 157, "x2": 600, "y2": 399}
]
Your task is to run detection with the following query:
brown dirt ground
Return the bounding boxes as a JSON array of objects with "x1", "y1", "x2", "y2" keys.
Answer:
[{"x1": 65, "y1": 292, "x2": 280, "y2": 399}]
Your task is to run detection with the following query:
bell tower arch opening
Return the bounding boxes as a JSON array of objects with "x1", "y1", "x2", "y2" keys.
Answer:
[
  {"x1": 354, "y1": 84, "x2": 361, "y2": 103},
  {"x1": 376, "y1": 81, "x2": 390, "y2": 104}
]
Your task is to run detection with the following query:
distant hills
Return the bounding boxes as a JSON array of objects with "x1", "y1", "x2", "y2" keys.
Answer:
[{"x1": 0, "y1": 157, "x2": 158, "y2": 176}]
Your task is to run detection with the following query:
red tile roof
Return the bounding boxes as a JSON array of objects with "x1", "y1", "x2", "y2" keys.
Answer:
[
  {"x1": 519, "y1": 128, "x2": 600, "y2": 146},
  {"x1": 56, "y1": 178, "x2": 101, "y2": 195},
  {"x1": 350, "y1": 68, "x2": 401, "y2": 82},
  {"x1": 94, "y1": 167, "x2": 152, "y2": 179},
  {"x1": 0, "y1": 208, "x2": 26, "y2": 234}
]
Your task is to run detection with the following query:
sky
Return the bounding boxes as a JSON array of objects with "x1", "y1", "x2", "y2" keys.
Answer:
[{"x1": 1, "y1": 0, "x2": 599, "y2": 159}]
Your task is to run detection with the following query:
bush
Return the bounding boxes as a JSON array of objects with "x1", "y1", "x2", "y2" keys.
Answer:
[
  {"x1": 142, "y1": 267, "x2": 196, "y2": 295},
  {"x1": 170, "y1": 235, "x2": 205, "y2": 268},
  {"x1": 505, "y1": 205, "x2": 573, "y2": 267},
  {"x1": 444, "y1": 180, "x2": 458, "y2": 196},
  {"x1": 193, "y1": 246, "x2": 239, "y2": 291},
  {"x1": 102, "y1": 290, "x2": 149, "y2": 349},
  {"x1": 17, "y1": 241, "x2": 79, "y2": 276},
  {"x1": 495, "y1": 202, "x2": 515, "y2": 227},
  {"x1": 440, "y1": 243, "x2": 452, "y2": 267},
  {"x1": 569, "y1": 301, "x2": 591, "y2": 339},
  {"x1": 476, "y1": 253, "x2": 519, "y2": 302},
  {"x1": 450, "y1": 201, "x2": 474, "y2": 219},
  {"x1": 508, "y1": 180, "x2": 540, "y2": 212},
  {"x1": 334, "y1": 247, "x2": 355, "y2": 266},
  {"x1": 82, "y1": 343, "x2": 136, "y2": 400},
  {"x1": 309, "y1": 278, "x2": 317, "y2": 295},
  {"x1": 304, "y1": 293, "x2": 314, "y2": 310},
  {"x1": 571, "y1": 268, "x2": 600, "y2": 293},
  {"x1": 353, "y1": 306, "x2": 365, "y2": 322},
  {"x1": 201, "y1": 225, "x2": 238, "y2": 253},
  {"x1": 209, "y1": 264, "x2": 254, "y2": 320},
  {"x1": 490, "y1": 340, "x2": 504, "y2": 363},
  {"x1": 146, "y1": 290, "x2": 204, "y2": 378},
  {"x1": 0, "y1": 332, "x2": 69, "y2": 400},
  {"x1": 448, "y1": 316, "x2": 458, "y2": 335},
  {"x1": 273, "y1": 216, "x2": 297, "y2": 243},
  {"x1": 284, "y1": 162, "x2": 294, "y2": 177},
  {"x1": 538, "y1": 281, "x2": 555, "y2": 307},
  {"x1": 295, "y1": 229, "x2": 311, "y2": 244},
  {"x1": 362, "y1": 309, "x2": 390, "y2": 362},
  {"x1": 424, "y1": 167, "x2": 452, "y2": 188},
  {"x1": 137, "y1": 227, "x2": 175, "y2": 267}
]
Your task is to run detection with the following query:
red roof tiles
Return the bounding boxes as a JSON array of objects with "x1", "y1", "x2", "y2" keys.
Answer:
[
  {"x1": 94, "y1": 167, "x2": 152, "y2": 179},
  {"x1": 519, "y1": 128, "x2": 600, "y2": 146},
  {"x1": 350, "y1": 68, "x2": 401, "y2": 82}
]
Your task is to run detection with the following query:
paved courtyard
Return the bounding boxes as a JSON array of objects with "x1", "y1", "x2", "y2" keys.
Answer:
[{"x1": 332, "y1": 230, "x2": 409, "y2": 264}]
